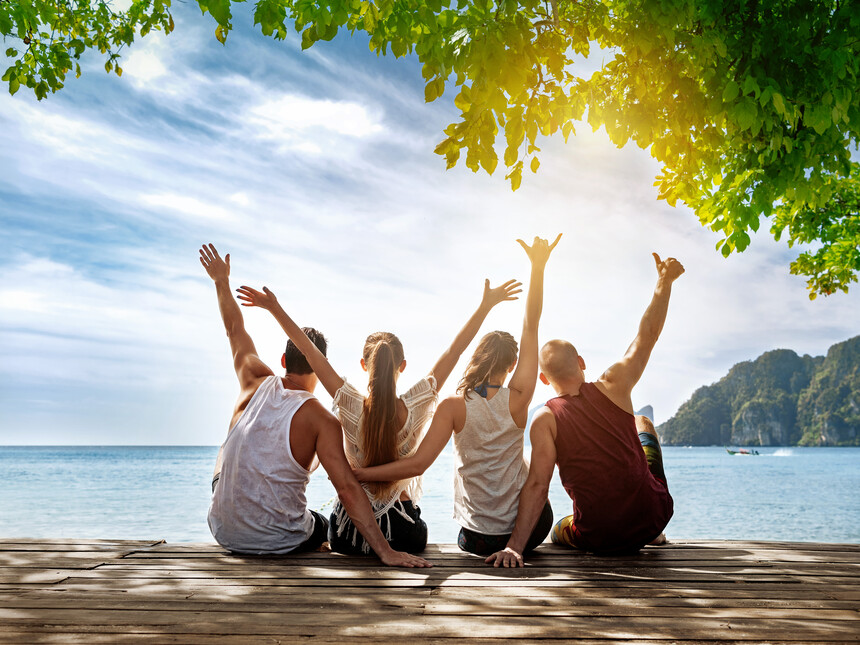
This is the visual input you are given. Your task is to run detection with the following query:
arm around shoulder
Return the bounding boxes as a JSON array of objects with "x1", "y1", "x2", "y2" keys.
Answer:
[
  {"x1": 315, "y1": 412, "x2": 431, "y2": 568},
  {"x1": 354, "y1": 395, "x2": 462, "y2": 483}
]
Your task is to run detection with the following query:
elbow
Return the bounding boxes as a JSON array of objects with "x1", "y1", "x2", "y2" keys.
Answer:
[
  {"x1": 335, "y1": 479, "x2": 363, "y2": 509},
  {"x1": 407, "y1": 459, "x2": 429, "y2": 478},
  {"x1": 524, "y1": 478, "x2": 549, "y2": 500},
  {"x1": 226, "y1": 320, "x2": 246, "y2": 339}
]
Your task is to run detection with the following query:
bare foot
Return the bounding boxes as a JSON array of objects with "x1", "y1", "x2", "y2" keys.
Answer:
[
  {"x1": 649, "y1": 533, "x2": 667, "y2": 546},
  {"x1": 315, "y1": 541, "x2": 332, "y2": 553}
]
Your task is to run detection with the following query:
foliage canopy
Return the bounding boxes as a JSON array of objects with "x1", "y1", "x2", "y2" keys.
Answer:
[{"x1": 3, "y1": 0, "x2": 859, "y2": 297}]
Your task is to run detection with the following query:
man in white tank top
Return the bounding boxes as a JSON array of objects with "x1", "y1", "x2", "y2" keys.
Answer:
[{"x1": 199, "y1": 244, "x2": 430, "y2": 567}]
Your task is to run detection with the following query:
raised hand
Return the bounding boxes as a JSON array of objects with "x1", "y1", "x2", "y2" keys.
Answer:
[
  {"x1": 485, "y1": 547, "x2": 524, "y2": 568},
  {"x1": 236, "y1": 285, "x2": 279, "y2": 311},
  {"x1": 199, "y1": 244, "x2": 230, "y2": 283},
  {"x1": 516, "y1": 234, "x2": 562, "y2": 267},
  {"x1": 481, "y1": 278, "x2": 523, "y2": 310},
  {"x1": 652, "y1": 253, "x2": 685, "y2": 283}
]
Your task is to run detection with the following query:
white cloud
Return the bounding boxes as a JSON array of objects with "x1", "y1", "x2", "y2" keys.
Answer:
[
  {"x1": 122, "y1": 41, "x2": 168, "y2": 85},
  {"x1": 248, "y1": 94, "x2": 385, "y2": 152},
  {"x1": 0, "y1": 289, "x2": 48, "y2": 313},
  {"x1": 140, "y1": 193, "x2": 235, "y2": 222}
]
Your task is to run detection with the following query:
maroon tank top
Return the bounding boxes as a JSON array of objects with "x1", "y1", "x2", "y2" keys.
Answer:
[{"x1": 546, "y1": 382, "x2": 673, "y2": 553}]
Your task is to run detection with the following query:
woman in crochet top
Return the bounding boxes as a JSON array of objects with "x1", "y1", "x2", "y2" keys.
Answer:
[{"x1": 354, "y1": 235, "x2": 561, "y2": 555}]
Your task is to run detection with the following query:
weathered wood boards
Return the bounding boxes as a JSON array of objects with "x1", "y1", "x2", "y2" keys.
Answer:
[{"x1": 0, "y1": 539, "x2": 857, "y2": 643}]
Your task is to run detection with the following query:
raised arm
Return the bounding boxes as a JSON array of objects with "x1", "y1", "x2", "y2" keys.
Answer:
[
  {"x1": 485, "y1": 406, "x2": 557, "y2": 568},
  {"x1": 314, "y1": 412, "x2": 431, "y2": 568},
  {"x1": 353, "y1": 397, "x2": 463, "y2": 482},
  {"x1": 199, "y1": 245, "x2": 272, "y2": 407},
  {"x1": 507, "y1": 235, "x2": 562, "y2": 423},
  {"x1": 597, "y1": 253, "x2": 685, "y2": 413},
  {"x1": 427, "y1": 279, "x2": 522, "y2": 390},
  {"x1": 235, "y1": 286, "x2": 344, "y2": 399}
]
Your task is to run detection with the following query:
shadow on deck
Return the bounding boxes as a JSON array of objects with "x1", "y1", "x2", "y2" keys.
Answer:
[{"x1": 0, "y1": 538, "x2": 858, "y2": 643}]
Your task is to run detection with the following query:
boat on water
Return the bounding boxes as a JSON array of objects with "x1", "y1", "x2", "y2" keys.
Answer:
[{"x1": 726, "y1": 447, "x2": 760, "y2": 456}]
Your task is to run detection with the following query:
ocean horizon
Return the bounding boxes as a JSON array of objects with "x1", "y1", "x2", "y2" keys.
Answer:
[{"x1": 3, "y1": 445, "x2": 858, "y2": 545}]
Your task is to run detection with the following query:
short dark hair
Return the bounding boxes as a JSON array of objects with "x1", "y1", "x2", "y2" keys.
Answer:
[{"x1": 284, "y1": 327, "x2": 328, "y2": 375}]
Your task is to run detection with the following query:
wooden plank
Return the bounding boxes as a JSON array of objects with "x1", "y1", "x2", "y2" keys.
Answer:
[
  {"x1": 35, "y1": 579, "x2": 860, "y2": 601},
  {"x1": 1, "y1": 596, "x2": 856, "y2": 621},
  {"x1": 9, "y1": 587, "x2": 858, "y2": 610},
  {"x1": 52, "y1": 575, "x2": 860, "y2": 594},
  {"x1": 69, "y1": 563, "x2": 860, "y2": 585},
  {"x1": 123, "y1": 550, "x2": 860, "y2": 569},
  {"x1": 99, "y1": 559, "x2": 860, "y2": 578},
  {"x1": 1, "y1": 612, "x2": 858, "y2": 641},
  {"x1": 0, "y1": 540, "x2": 164, "y2": 550},
  {"x1": 3, "y1": 636, "x2": 849, "y2": 645}
]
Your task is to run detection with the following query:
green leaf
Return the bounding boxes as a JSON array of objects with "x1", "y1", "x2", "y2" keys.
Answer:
[
  {"x1": 424, "y1": 78, "x2": 439, "y2": 103},
  {"x1": 722, "y1": 80, "x2": 739, "y2": 103},
  {"x1": 453, "y1": 88, "x2": 470, "y2": 112},
  {"x1": 771, "y1": 92, "x2": 786, "y2": 115},
  {"x1": 8, "y1": 75, "x2": 19, "y2": 95},
  {"x1": 508, "y1": 165, "x2": 522, "y2": 191},
  {"x1": 741, "y1": 75, "x2": 759, "y2": 98},
  {"x1": 805, "y1": 103, "x2": 832, "y2": 135},
  {"x1": 732, "y1": 99, "x2": 757, "y2": 131}
]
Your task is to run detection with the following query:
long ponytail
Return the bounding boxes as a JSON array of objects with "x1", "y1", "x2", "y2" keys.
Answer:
[
  {"x1": 457, "y1": 331, "x2": 518, "y2": 397},
  {"x1": 361, "y1": 332, "x2": 404, "y2": 496}
]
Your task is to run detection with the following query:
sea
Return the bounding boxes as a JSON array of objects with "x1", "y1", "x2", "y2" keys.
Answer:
[{"x1": 2, "y1": 445, "x2": 858, "y2": 544}]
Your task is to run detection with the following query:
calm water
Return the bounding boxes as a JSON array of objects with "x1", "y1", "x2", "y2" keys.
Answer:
[{"x1": 2, "y1": 445, "x2": 858, "y2": 544}]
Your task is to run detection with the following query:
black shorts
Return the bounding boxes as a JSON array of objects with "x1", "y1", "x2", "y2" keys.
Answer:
[
  {"x1": 291, "y1": 510, "x2": 329, "y2": 553},
  {"x1": 329, "y1": 500, "x2": 427, "y2": 555},
  {"x1": 458, "y1": 501, "x2": 554, "y2": 556}
]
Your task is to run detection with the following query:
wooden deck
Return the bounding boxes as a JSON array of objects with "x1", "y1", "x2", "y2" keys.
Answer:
[{"x1": 0, "y1": 539, "x2": 857, "y2": 643}]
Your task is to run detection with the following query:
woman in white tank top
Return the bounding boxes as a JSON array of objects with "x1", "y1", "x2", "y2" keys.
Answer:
[{"x1": 355, "y1": 235, "x2": 561, "y2": 554}]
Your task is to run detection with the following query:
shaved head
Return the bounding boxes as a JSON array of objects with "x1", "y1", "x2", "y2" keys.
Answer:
[{"x1": 539, "y1": 340, "x2": 582, "y2": 382}]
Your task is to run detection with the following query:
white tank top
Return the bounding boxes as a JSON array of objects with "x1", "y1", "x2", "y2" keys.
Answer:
[
  {"x1": 208, "y1": 376, "x2": 318, "y2": 554},
  {"x1": 452, "y1": 388, "x2": 530, "y2": 535}
]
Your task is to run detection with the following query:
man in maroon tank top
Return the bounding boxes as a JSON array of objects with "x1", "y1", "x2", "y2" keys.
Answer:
[{"x1": 486, "y1": 253, "x2": 685, "y2": 566}]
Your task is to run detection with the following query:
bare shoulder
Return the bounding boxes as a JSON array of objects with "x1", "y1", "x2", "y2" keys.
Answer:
[
  {"x1": 293, "y1": 397, "x2": 340, "y2": 430},
  {"x1": 530, "y1": 405, "x2": 558, "y2": 436},
  {"x1": 594, "y1": 374, "x2": 634, "y2": 415},
  {"x1": 439, "y1": 394, "x2": 466, "y2": 412},
  {"x1": 439, "y1": 394, "x2": 467, "y2": 430}
]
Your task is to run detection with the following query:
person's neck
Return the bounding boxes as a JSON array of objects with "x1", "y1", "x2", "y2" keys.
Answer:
[
  {"x1": 554, "y1": 376, "x2": 585, "y2": 398},
  {"x1": 283, "y1": 373, "x2": 314, "y2": 393},
  {"x1": 487, "y1": 372, "x2": 508, "y2": 387}
]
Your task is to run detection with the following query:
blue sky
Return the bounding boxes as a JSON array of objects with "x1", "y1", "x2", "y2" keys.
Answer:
[{"x1": 1, "y1": 4, "x2": 858, "y2": 445}]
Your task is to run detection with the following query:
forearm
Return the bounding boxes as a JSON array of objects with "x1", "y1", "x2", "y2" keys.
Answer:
[
  {"x1": 358, "y1": 455, "x2": 425, "y2": 482},
  {"x1": 337, "y1": 482, "x2": 395, "y2": 558},
  {"x1": 450, "y1": 301, "x2": 494, "y2": 358},
  {"x1": 522, "y1": 263, "x2": 546, "y2": 336},
  {"x1": 214, "y1": 278, "x2": 244, "y2": 339},
  {"x1": 268, "y1": 302, "x2": 317, "y2": 355},
  {"x1": 430, "y1": 301, "x2": 493, "y2": 388},
  {"x1": 506, "y1": 480, "x2": 549, "y2": 553},
  {"x1": 638, "y1": 277, "x2": 673, "y2": 344}
]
